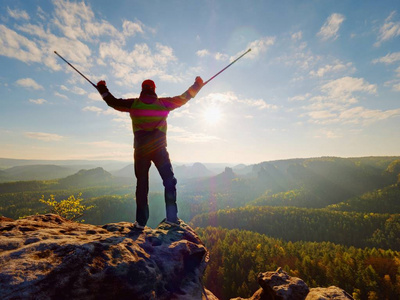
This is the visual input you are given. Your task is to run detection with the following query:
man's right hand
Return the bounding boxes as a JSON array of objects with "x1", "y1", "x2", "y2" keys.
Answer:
[
  {"x1": 195, "y1": 76, "x2": 204, "y2": 88},
  {"x1": 96, "y1": 80, "x2": 108, "y2": 94}
]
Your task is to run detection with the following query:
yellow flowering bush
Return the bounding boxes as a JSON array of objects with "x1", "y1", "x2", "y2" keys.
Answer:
[{"x1": 39, "y1": 193, "x2": 94, "y2": 222}]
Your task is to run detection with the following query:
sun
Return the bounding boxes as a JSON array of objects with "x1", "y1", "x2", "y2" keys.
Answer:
[{"x1": 202, "y1": 106, "x2": 222, "y2": 125}]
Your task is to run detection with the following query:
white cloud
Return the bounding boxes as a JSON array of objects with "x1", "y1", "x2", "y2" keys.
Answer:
[
  {"x1": 0, "y1": 25, "x2": 42, "y2": 64},
  {"x1": 310, "y1": 61, "x2": 354, "y2": 77},
  {"x1": 317, "y1": 13, "x2": 345, "y2": 41},
  {"x1": 291, "y1": 31, "x2": 303, "y2": 41},
  {"x1": 29, "y1": 98, "x2": 47, "y2": 105},
  {"x1": 25, "y1": 132, "x2": 63, "y2": 141},
  {"x1": 215, "y1": 52, "x2": 229, "y2": 61},
  {"x1": 338, "y1": 106, "x2": 400, "y2": 125},
  {"x1": 52, "y1": 0, "x2": 116, "y2": 41},
  {"x1": 71, "y1": 86, "x2": 86, "y2": 95},
  {"x1": 300, "y1": 77, "x2": 392, "y2": 126},
  {"x1": 82, "y1": 106, "x2": 103, "y2": 113},
  {"x1": 372, "y1": 52, "x2": 400, "y2": 64},
  {"x1": 321, "y1": 76, "x2": 377, "y2": 100},
  {"x1": 99, "y1": 42, "x2": 178, "y2": 85},
  {"x1": 375, "y1": 11, "x2": 400, "y2": 47},
  {"x1": 60, "y1": 85, "x2": 87, "y2": 95},
  {"x1": 276, "y1": 43, "x2": 320, "y2": 72},
  {"x1": 88, "y1": 92, "x2": 102, "y2": 101},
  {"x1": 122, "y1": 20, "x2": 144, "y2": 37},
  {"x1": 54, "y1": 92, "x2": 68, "y2": 99},
  {"x1": 373, "y1": 52, "x2": 400, "y2": 90},
  {"x1": 37, "y1": 6, "x2": 46, "y2": 20},
  {"x1": 197, "y1": 37, "x2": 275, "y2": 63},
  {"x1": 16, "y1": 78, "x2": 44, "y2": 90},
  {"x1": 7, "y1": 7, "x2": 30, "y2": 20},
  {"x1": 288, "y1": 93, "x2": 311, "y2": 102},
  {"x1": 11, "y1": 22, "x2": 92, "y2": 71},
  {"x1": 103, "y1": 107, "x2": 125, "y2": 117},
  {"x1": 242, "y1": 36, "x2": 275, "y2": 60},
  {"x1": 82, "y1": 106, "x2": 128, "y2": 124},
  {"x1": 1, "y1": 0, "x2": 150, "y2": 76},
  {"x1": 196, "y1": 49, "x2": 210, "y2": 57},
  {"x1": 308, "y1": 110, "x2": 337, "y2": 120},
  {"x1": 198, "y1": 91, "x2": 276, "y2": 110}
]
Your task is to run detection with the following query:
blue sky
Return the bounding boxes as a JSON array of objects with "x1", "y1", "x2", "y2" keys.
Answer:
[{"x1": 0, "y1": 0, "x2": 399, "y2": 164}]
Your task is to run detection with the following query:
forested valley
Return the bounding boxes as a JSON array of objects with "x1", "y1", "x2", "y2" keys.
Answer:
[{"x1": 1, "y1": 156, "x2": 400, "y2": 299}]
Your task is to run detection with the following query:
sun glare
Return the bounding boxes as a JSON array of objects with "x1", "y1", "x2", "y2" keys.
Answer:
[{"x1": 202, "y1": 106, "x2": 222, "y2": 125}]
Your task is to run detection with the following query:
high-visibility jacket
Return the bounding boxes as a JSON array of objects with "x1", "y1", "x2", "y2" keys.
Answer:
[{"x1": 100, "y1": 81, "x2": 201, "y2": 152}]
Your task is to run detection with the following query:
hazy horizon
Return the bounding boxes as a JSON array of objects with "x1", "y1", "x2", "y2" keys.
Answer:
[{"x1": 1, "y1": 1, "x2": 399, "y2": 164}]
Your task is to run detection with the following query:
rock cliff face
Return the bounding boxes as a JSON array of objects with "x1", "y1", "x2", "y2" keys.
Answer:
[
  {"x1": 0, "y1": 215, "x2": 352, "y2": 300},
  {"x1": 0, "y1": 214, "x2": 217, "y2": 300}
]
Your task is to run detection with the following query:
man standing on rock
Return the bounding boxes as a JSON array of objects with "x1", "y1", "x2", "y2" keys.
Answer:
[{"x1": 96, "y1": 77, "x2": 204, "y2": 229}]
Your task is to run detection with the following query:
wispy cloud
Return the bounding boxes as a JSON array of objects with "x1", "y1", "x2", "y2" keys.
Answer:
[
  {"x1": 373, "y1": 52, "x2": 400, "y2": 91},
  {"x1": 198, "y1": 92, "x2": 276, "y2": 110},
  {"x1": 122, "y1": 20, "x2": 144, "y2": 37},
  {"x1": 0, "y1": 0, "x2": 152, "y2": 78},
  {"x1": 16, "y1": 78, "x2": 44, "y2": 90},
  {"x1": 241, "y1": 37, "x2": 275, "y2": 60},
  {"x1": 82, "y1": 106, "x2": 103, "y2": 114},
  {"x1": 288, "y1": 93, "x2": 311, "y2": 102},
  {"x1": 51, "y1": 0, "x2": 117, "y2": 41},
  {"x1": 372, "y1": 52, "x2": 400, "y2": 64},
  {"x1": 317, "y1": 13, "x2": 345, "y2": 41},
  {"x1": 321, "y1": 76, "x2": 377, "y2": 100},
  {"x1": 338, "y1": 106, "x2": 400, "y2": 125},
  {"x1": 99, "y1": 42, "x2": 178, "y2": 85},
  {"x1": 291, "y1": 31, "x2": 303, "y2": 41},
  {"x1": 60, "y1": 85, "x2": 87, "y2": 96},
  {"x1": 374, "y1": 11, "x2": 400, "y2": 47},
  {"x1": 310, "y1": 61, "x2": 355, "y2": 77},
  {"x1": 88, "y1": 92, "x2": 102, "y2": 101},
  {"x1": 0, "y1": 25, "x2": 42, "y2": 64},
  {"x1": 7, "y1": 7, "x2": 30, "y2": 20},
  {"x1": 297, "y1": 76, "x2": 400, "y2": 126},
  {"x1": 29, "y1": 98, "x2": 47, "y2": 104},
  {"x1": 196, "y1": 37, "x2": 275, "y2": 62},
  {"x1": 196, "y1": 49, "x2": 210, "y2": 57},
  {"x1": 25, "y1": 131, "x2": 63, "y2": 141},
  {"x1": 54, "y1": 92, "x2": 68, "y2": 100}
]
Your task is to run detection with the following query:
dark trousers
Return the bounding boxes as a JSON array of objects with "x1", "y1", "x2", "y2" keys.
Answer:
[{"x1": 134, "y1": 147, "x2": 178, "y2": 226}]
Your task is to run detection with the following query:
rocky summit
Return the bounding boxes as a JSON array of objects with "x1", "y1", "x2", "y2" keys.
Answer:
[
  {"x1": 0, "y1": 214, "x2": 353, "y2": 300},
  {"x1": 0, "y1": 214, "x2": 217, "y2": 300}
]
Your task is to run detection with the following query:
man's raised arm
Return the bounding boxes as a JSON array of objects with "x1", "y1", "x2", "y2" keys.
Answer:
[
  {"x1": 96, "y1": 80, "x2": 134, "y2": 112},
  {"x1": 161, "y1": 77, "x2": 204, "y2": 110}
]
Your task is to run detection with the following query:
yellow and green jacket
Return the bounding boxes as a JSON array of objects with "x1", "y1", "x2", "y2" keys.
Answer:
[{"x1": 100, "y1": 81, "x2": 201, "y2": 152}]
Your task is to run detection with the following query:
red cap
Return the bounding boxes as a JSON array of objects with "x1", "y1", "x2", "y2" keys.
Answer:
[{"x1": 142, "y1": 79, "x2": 156, "y2": 90}]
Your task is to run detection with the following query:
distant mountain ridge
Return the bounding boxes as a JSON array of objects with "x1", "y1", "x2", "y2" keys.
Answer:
[
  {"x1": 0, "y1": 167, "x2": 131, "y2": 194},
  {"x1": 1, "y1": 165, "x2": 76, "y2": 182},
  {"x1": 0, "y1": 159, "x2": 217, "y2": 183}
]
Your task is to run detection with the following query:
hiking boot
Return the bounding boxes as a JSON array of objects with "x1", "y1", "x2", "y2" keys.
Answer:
[
  {"x1": 131, "y1": 221, "x2": 145, "y2": 230},
  {"x1": 164, "y1": 218, "x2": 182, "y2": 227}
]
